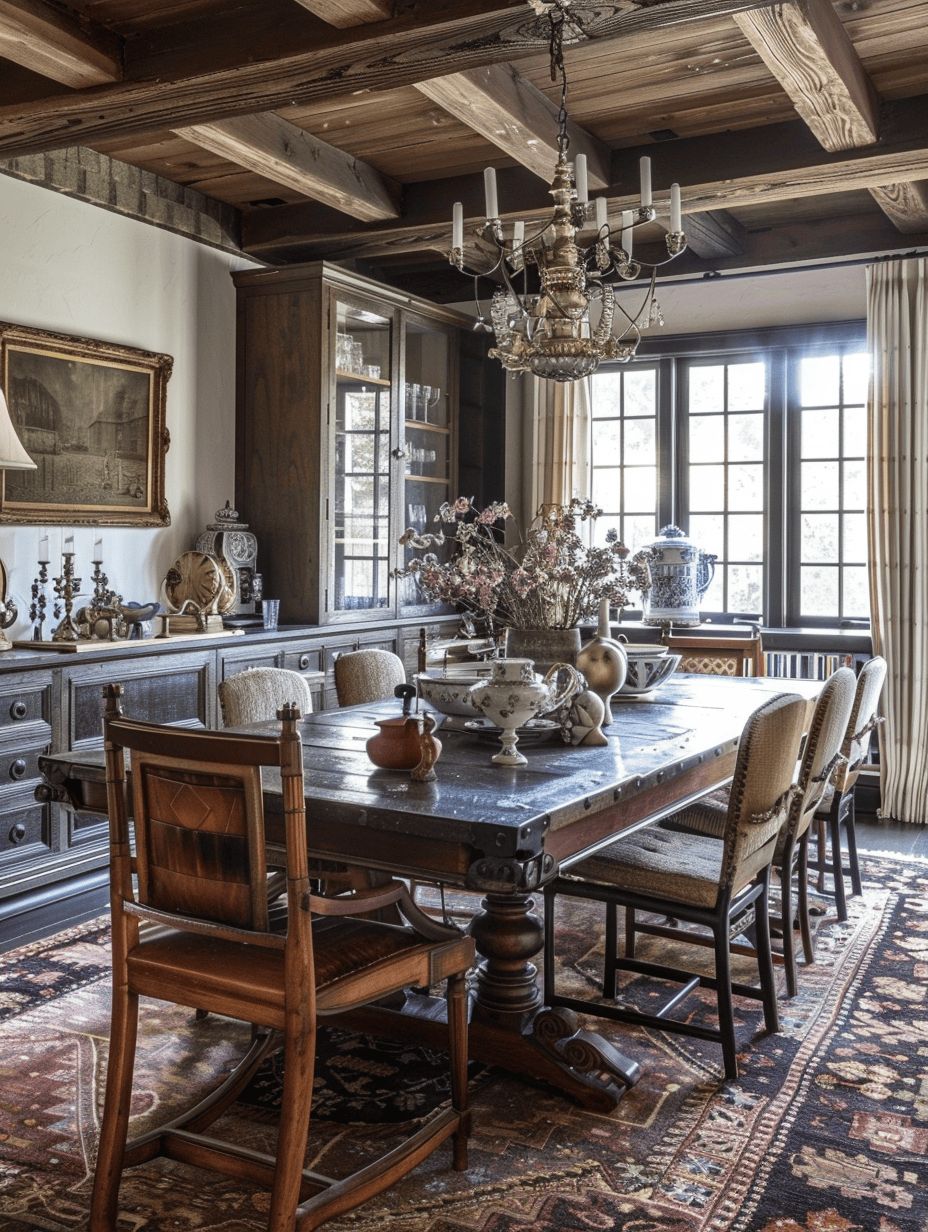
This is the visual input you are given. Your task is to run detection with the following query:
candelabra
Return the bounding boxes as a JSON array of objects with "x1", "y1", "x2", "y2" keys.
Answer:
[
  {"x1": 90, "y1": 560, "x2": 122, "y2": 614},
  {"x1": 51, "y1": 551, "x2": 82, "y2": 642},
  {"x1": 29, "y1": 562, "x2": 52, "y2": 641}
]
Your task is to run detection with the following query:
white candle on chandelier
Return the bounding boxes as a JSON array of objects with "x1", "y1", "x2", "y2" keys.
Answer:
[
  {"x1": 670, "y1": 182, "x2": 682, "y2": 233},
  {"x1": 595, "y1": 196, "x2": 609, "y2": 243},
  {"x1": 512, "y1": 219, "x2": 525, "y2": 250},
  {"x1": 452, "y1": 202, "x2": 463, "y2": 250},
  {"x1": 483, "y1": 167, "x2": 499, "y2": 220},
  {"x1": 621, "y1": 210, "x2": 634, "y2": 258},
  {"x1": 574, "y1": 154, "x2": 588, "y2": 203},
  {"x1": 639, "y1": 156, "x2": 652, "y2": 209}
]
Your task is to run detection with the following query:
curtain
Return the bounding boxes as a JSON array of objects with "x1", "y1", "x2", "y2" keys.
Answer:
[
  {"x1": 866, "y1": 257, "x2": 928, "y2": 824},
  {"x1": 523, "y1": 376, "x2": 591, "y2": 524}
]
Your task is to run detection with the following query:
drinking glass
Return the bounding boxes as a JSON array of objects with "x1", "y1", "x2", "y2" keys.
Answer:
[{"x1": 262, "y1": 599, "x2": 280, "y2": 630}]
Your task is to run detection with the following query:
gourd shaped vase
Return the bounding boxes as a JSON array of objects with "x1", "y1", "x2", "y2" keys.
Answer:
[
  {"x1": 577, "y1": 635, "x2": 628, "y2": 725},
  {"x1": 466, "y1": 658, "x2": 583, "y2": 766}
]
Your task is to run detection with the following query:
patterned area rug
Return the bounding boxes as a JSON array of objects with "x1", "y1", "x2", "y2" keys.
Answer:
[{"x1": 1, "y1": 854, "x2": 927, "y2": 1232}]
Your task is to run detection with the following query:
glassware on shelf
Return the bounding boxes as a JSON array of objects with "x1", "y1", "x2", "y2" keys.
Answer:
[
  {"x1": 350, "y1": 339, "x2": 365, "y2": 371},
  {"x1": 405, "y1": 382, "x2": 421, "y2": 420},
  {"x1": 364, "y1": 364, "x2": 381, "y2": 378},
  {"x1": 336, "y1": 333, "x2": 352, "y2": 370}
]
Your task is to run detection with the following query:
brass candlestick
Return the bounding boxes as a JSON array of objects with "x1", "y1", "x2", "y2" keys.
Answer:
[{"x1": 51, "y1": 552, "x2": 83, "y2": 642}]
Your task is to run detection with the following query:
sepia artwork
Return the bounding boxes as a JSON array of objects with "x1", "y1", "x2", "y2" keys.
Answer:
[{"x1": 0, "y1": 320, "x2": 172, "y2": 526}]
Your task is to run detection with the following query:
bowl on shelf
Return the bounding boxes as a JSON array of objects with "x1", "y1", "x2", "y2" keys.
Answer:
[
  {"x1": 617, "y1": 652, "x2": 681, "y2": 696},
  {"x1": 415, "y1": 667, "x2": 495, "y2": 717}
]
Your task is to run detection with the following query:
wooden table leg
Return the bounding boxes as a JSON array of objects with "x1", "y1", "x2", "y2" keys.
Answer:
[{"x1": 345, "y1": 889, "x2": 640, "y2": 1112}]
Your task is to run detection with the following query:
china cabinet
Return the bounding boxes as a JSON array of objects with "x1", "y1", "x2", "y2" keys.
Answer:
[{"x1": 234, "y1": 262, "x2": 501, "y2": 625}]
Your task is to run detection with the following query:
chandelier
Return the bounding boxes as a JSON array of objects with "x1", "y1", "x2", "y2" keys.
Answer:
[{"x1": 448, "y1": 0, "x2": 687, "y2": 383}]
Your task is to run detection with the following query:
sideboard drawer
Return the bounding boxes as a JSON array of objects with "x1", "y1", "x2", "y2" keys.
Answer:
[{"x1": 0, "y1": 687, "x2": 47, "y2": 730}]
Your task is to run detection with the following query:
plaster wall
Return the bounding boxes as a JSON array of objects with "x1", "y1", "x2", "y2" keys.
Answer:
[{"x1": 0, "y1": 174, "x2": 258, "y2": 640}]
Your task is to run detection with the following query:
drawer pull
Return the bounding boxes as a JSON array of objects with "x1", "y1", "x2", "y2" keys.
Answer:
[
  {"x1": 9, "y1": 758, "x2": 27, "y2": 780},
  {"x1": 9, "y1": 823, "x2": 26, "y2": 844},
  {"x1": 299, "y1": 654, "x2": 311, "y2": 671},
  {"x1": 10, "y1": 700, "x2": 27, "y2": 720}
]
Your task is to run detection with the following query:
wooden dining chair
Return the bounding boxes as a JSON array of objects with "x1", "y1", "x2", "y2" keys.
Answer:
[
  {"x1": 334, "y1": 648, "x2": 407, "y2": 706},
  {"x1": 660, "y1": 667, "x2": 857, "y2": 997},
  {"x1": 810, "y1": 655, "x2": 887, "y2": 921},
  {"x1": 543, "y1": 691, "x2": 808, "y2": 1079},
  {"x1": 90, "y1": 683, "x2": 473, "y2": 1232},
  {"x1": 662, "y1": 625, "x2": 765, "y2": 677}
]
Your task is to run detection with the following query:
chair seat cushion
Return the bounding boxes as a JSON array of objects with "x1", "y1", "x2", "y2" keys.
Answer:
[
  {"x1": 568, "y1": 827, "x2": 726, "y2": 908},
  {"x1": 813, "y1": 782, "x2": 836, "y2": 816},
  {"x1": 661, "y1": 794, "x2": 728, "y2": 839}
]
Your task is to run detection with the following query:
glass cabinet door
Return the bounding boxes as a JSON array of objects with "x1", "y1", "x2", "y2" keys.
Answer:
[
  {"x1": 399, "y1": 317, "x2": 453, "y2": 612},
  {"x1": 331, "y1": 298, "x2": 393, "y2": 614}
]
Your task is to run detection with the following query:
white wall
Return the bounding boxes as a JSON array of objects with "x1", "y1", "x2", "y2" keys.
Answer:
[{"x1": 0, "y1": 175, "x2": 258, "y2": 640}]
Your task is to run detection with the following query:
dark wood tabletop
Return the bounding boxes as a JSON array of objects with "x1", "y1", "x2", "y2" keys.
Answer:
[{"x1": 38, "y1": 671, "x2": 820, "y2": 1111}]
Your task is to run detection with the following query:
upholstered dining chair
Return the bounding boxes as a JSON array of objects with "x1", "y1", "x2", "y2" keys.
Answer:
[
  {"x1": 662, "y1": 626, "x2": 765, "y2": 677},
  {"x1": 90, "y1": 684, "x2": 473, "y2": 1232},
  {"x1": 334, "y1": 647, "x2": 407, "y2": 706},
  {"x1": 810, "y1": 656, "x2": 887, "y2": 921},
  {"x1": 218, "y1": 665, "x2": 313, "y2": 727},
  {"x1": 660, "y1": 667, "x2": 857, "y2": 997},
  {"x1": 543, "y1": 691, "x2": 808, "y2": 1079}
]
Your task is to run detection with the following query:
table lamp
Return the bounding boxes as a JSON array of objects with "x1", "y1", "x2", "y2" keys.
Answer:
[{"x1": 0, "y1": 384, "x2": 38, "y2": 650}]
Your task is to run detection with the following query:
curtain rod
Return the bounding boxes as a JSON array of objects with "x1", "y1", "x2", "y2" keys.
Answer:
[{"x1": 613, "y1": 248, "x2": 928, "y2": 292}]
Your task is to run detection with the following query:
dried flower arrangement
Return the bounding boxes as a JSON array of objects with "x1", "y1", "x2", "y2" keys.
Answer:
[{"x1": 397, "y1": 497, "x2": 651, "y2": 632}]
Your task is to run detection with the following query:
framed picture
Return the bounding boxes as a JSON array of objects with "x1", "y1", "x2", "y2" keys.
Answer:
[{"x1": 0, "y1": 320, "x2": 173, "y2": 527}]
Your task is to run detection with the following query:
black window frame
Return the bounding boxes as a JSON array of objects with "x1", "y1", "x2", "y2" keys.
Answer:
[{"x1": 590, "y1": 319, "x2": 868, "y2": 630}]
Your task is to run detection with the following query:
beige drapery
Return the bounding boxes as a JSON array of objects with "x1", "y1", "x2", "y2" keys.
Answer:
[
  {"x1": 522, "y1": 376, "x2": 592, "y2": 524},
  {"x1": 866, "y1": 257, "x2": 928, "y2": 824}
]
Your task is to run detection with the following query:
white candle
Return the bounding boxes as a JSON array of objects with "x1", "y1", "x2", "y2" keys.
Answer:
[
  {"x1": 38, "y1": 531, "x2": 49, "y2": 564},
  {"x1": 512, "y1": 220, "x2": 524, "y2": 249},
  {"x1": 670, "y1": 182, "x2": 682, "y2": 233},
  {"x1": 639, "y1": 156, "x2": 652, "y2": 209},
  {"x1": 452, "y1": 201, "x2": 463, "y2": 250},
  {"x1": 595, "y1": 196, "x2": 608, "y2": 241},
  {"x1": 621, "y1": 209, "x2": 634, "y2": 258},
  {"x1": 93, "y1": 535, "x2": 104, "y2": 564},
  {"x1": 483, "y1": 167, "x2": 498, "y2": 220},
  {"x1": 574, "y1": 154, "x2": 588, "y2": 203},
  {"x1": 64, "y1": 532, "x2": 74, "y2": 554}
]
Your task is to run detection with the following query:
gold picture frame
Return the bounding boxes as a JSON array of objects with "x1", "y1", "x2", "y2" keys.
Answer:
[{"x1": 0, "y1": 320, "x2": 173, "y2": 527}]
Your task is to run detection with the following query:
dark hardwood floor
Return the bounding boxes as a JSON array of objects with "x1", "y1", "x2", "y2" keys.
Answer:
[{"x1": 855, "y1": 814, "x2": 928, "y2": 859}]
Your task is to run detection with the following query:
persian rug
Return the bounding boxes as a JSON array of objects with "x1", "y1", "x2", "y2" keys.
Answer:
[{"x1": 1, "y1": 853, "x2": 927, "y2": 1232}]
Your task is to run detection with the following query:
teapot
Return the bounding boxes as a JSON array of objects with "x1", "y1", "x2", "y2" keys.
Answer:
[
  {"x1": 366, "y1": 684, "x2": 442, "y2": 780},
  {"x1": 640, "y1": 525, "x2": 717, "y2": 627},
  {"x1": 466, "y1": 658, "x2": 583, "y2": 766}
]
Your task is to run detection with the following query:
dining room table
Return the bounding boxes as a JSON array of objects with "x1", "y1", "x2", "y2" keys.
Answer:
[{"x1": 38, "y1": 671, "x2": 821, "y2": 1112}]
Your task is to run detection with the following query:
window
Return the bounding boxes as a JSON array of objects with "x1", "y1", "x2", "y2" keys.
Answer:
[{"x1": 588, "y1": 322, "x2": 869, "y2": 627}]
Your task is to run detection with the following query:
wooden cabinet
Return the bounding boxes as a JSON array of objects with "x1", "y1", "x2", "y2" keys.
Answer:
[
  {"x1": 2, "y1": 618, "x2": 458, "y2": 953},
  {"x1": 234, "y1": 261, "x2": 502, "y2": 626}
]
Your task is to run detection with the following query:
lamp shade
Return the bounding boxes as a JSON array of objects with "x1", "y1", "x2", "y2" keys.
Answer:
[{"x1": 0, "y1": 387, "x2": 37, "y2": 470}]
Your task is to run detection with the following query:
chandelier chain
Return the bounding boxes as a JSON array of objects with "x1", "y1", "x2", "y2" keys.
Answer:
[{"x1": 548, "y1": 7, "x2": 570, "y2": 156}]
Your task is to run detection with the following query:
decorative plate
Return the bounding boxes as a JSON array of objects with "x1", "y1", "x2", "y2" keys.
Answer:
[{"x1": 464, "y1": 717, "x2": 561, "y2": 746}]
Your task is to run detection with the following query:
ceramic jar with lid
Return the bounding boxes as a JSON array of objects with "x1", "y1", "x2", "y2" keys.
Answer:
[{"x1": 640, "y1": 525, "x2": 717, "y2": 627}]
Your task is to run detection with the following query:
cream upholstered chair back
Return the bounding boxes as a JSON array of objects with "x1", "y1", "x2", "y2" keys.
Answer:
[
  {"x1": 334, "y1": 648, "x2": 406, "y2": 706},
  {"x1": 833, "y1": 656, "x2": 887, "y2": 796},
  {"x1": 218, "y1": 667, "x2": 313, "y2": 728},
  {"x1": 720, "y1": 692, "x2": 808, "y2": 897},
  {"x1": 788, "y1": 668, "x2": 857, "y2": 842}
]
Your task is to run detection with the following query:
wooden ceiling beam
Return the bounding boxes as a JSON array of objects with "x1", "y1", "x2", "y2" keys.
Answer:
[
  {"x1": 733, "y1": 0, "x2": 928, "y2": 236},
  {"x1": 416, "y1": 64, "x2": 611, "y2": 188},
  {"x1": 0, "y1": 0, "x2": 400, "y2": 222},
  {"x1": 240, "y1": 106, "x2": 928, "y2": 258},
  {"x1": 734, "y1": 0, "x2": 879, "y2": 152},
  {"x1": 176, "y1": 113, "x2": 400, "y2": 221},
  {"x1": 680, "y1": 210, "x2": 748, "y2": 259},
  {"x1": 868, "y1": 181, "x2": 928, "y2": 234},
  {"x1": 0, "y1": 0, "x2": 781, "y2": 158},
  {"x1": 0, "y1": 0, "x2": 121, "y2": 88}
]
